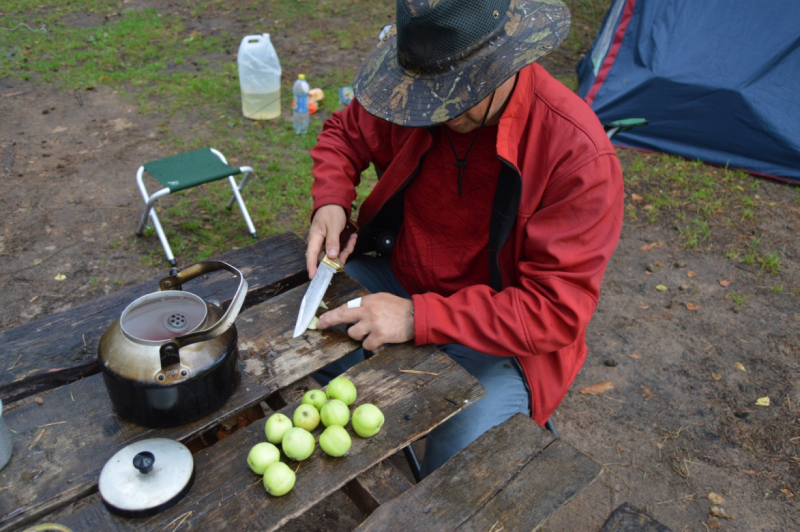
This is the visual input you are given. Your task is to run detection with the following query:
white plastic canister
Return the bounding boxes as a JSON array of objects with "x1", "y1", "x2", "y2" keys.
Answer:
[{"x1": 237, "y1": 34, "x2": 282, "y2": 120}]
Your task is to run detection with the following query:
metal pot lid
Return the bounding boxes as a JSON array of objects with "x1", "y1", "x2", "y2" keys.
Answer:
[
  {"x1": 99, "y1": 438, "x2": 194, "y2": 518},
  {"x1": 120, "y1": 291, "x2": 208, "y2": 345}
]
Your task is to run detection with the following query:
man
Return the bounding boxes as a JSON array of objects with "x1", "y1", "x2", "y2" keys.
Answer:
[{"x1": 306, "y1": 0, "x2": 624, "y2": 476}]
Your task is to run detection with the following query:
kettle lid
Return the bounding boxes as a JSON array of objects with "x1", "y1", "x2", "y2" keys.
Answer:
[
  {"x1": 99, "y1": 438, "x2": 194, "y2": 517},
  {"x1": 120, "y1": 291, "x2": 208, "y2": 345}
]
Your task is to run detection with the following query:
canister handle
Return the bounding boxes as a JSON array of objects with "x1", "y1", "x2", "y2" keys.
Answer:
[{"x1": 157, "y1": 261, "x2": 248, "y2": 356}]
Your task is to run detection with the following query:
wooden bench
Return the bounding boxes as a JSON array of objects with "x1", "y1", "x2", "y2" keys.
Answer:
[{"x1": 357, "y1": 413, "x2": 601, "y2": 531}]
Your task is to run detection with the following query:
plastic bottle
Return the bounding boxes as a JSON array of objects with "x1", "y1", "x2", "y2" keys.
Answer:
[
  {"x1": 292, "y1": 74, "x2": 310, "y2": 135},
  {"x1": 237, "y1": 34, "x2": 281, "y2": 120}
]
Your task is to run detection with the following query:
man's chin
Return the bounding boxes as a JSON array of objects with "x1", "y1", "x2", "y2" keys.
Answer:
[{"x1": 444, "y1": 118, "x2": 477, "y2": 134}]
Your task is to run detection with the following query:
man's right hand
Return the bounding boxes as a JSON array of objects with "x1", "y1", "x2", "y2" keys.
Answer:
[{"x1": 306, "y1": 204, "x2": 357, "y2": 279}]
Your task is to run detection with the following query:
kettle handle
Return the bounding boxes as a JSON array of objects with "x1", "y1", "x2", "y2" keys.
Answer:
[{"x1": 158, "y1": 261, "x2": 249, "y2": 351}]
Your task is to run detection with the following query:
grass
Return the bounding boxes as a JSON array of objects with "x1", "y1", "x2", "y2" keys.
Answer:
[{"x1": 620, "y1": 150, "x2": 790, "y2": 275}]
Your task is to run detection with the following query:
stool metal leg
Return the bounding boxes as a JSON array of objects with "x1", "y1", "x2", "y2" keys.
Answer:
[
  {"x1": 209, "y1": 149, "x2": 258, "y2": 238},
  {"x1": 135, "y1": 166, "x2": 176, "y2": 266},
  {"x1": 227, "y1": 168, "x2": 257, "y2": 238}
]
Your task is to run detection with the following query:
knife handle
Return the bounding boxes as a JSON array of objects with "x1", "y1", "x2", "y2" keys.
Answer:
[{"x1": 340, "y1": 218, "x2": 359, "y2": 249}]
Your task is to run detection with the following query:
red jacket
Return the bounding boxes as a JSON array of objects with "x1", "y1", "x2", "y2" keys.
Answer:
[{"x1": 311, "y1": 64, "x2": 624, "y2": 424}]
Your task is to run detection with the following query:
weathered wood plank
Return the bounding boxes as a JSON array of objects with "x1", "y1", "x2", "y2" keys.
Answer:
[
  {"x1": 0, "y1": 232, "x2": 309, "y2": 403},
  {"x1": 0, "y1": 273, "x2": 366, "y2": 532},
  {"x1": 268, "y1": 375, "x2": 415, "y2": 515},
  {"x1": 56, "y1": 341, "x2": 485, "y2": 531},
  {"x1": 457, "y1": 440, "x2": 602, "y2": 531},
  {"x1": 355, "y1": 413, "x2": 563, "y2": 531}
]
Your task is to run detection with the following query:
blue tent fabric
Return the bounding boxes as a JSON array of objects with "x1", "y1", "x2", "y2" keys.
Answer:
[{"x1": 577, "y1": 0, "x2": 800, "y2": 183}]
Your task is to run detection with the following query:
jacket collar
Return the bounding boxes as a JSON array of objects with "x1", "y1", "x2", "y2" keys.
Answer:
[{"x1": 496, "y1": 64, "x2": 536, "y2": 173}]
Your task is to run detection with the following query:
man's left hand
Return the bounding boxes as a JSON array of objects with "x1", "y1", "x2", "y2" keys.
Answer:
[{"x1": 317, "y1": 293, "x2": 414, "y2": 351}]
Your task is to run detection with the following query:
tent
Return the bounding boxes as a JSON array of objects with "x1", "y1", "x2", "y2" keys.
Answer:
[{"x1": 576, "y1": 0, "x2": 800, "y2": 184}]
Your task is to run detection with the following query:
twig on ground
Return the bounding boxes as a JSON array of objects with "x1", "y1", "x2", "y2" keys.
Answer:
[
  {"x1": 0, "y1": 23, "x2": 47, "y2": 33},
  {"x1": 29, "y1": 429, "x2": 46, "y2": 450},
  {"x1": 163, "y1": 510, "x2": 192, "y2": 531},
  {"x1": 399, "y1": 369, "x2": 440, "y2": 376},
  {"x1": 36, "y1": 421, "x2": 66, "y2": 428},
  {"x1": 654, "y1": 493, "x2": 699, "y2": 505},
  {"x1": 8, "y1": 353, "x2": 23, "y2": 370}
]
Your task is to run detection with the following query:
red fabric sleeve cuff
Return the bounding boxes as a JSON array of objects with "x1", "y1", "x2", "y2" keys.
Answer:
[{"x1": 412, "y1": 293, "x2": 428, "y2": 345}]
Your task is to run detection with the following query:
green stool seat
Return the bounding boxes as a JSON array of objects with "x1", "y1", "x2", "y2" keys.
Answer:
[
  {"x1": 144, "y1": 148, "x2": 241, "y2": 193},
  {"x1": 135, "y1": 148, "x2": 257, "y2": 266}
]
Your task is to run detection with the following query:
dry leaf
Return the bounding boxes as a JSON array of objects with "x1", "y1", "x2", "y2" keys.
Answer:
[
  {"x1": 755, "y1": 396, "x2": 770, "y2": 407},
  {"x1": 687, "y1": 270, "x2": 697, "y2": 278},
  {"x1": 641, "y1": 385, "x2": 654, "y2": 400},
  {"x1": 655, "y1": 284, "x2": 667, "y2": 292},
  {"x1": 631, "y1": 193, "x2": 644, "y2": 201},
  {"x1": 639, "y1": 305, "x2": 650, "y2": 310},
  {"x1": 686, "y1": 303, "x2": 701, "y2": 311},
  {"x1": 711, "y1": 373, "x2": 722, "y2": 381},
  {"x1": 734, "y1": 362, "x2": 746, "y2": 372},
  {"x1": 719, "y1": 279, "x2": 731, "y2": 287},
  {"x1": 628, "y1": 353, "x2": 642, "y2": 359},
  {"x1": 34, "y1": 397, "x2": 44, "y2": 405},
  {"x1": 640, "y1": 241, "x2": 664, "y2": 251},
  {"x1": 54, "y1": 273, "x2": 67, "y2": 281},
  {"x1": 709, "y1": 507, "x2": 733, "y2": 519},
  {"x1": 708, "y1": 492, "x2": 724, "y2": 505},
  {"x1": 579, "y1": 382, "x2": 614, "y2": 395},
  {"x1": 708, "y1": 517, "x2": 721, "y2": 529}
]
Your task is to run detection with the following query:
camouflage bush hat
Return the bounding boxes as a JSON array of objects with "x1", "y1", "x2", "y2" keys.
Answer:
[{"x1": 354, "y1": 0, "x2": 571, "y2": 127}]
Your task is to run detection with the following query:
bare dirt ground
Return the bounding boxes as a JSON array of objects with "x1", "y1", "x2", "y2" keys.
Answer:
[{"x1": 2, "y1": 3, "x2": 798, "y2": 531}]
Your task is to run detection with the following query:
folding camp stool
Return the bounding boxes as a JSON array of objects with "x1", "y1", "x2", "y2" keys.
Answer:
[{"x1": 135, "y1": 148, "x2": 257, "y2": 266}]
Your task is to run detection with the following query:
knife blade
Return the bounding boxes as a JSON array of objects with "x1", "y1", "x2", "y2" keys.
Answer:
[
  {"x1": 293, "y1": 255, "x2": 343, "y2": 337},
  {"x1": 293, "y1": 219, "x2": 359, "y2": 337}
]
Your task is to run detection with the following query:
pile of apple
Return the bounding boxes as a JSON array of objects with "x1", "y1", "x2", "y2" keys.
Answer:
[{"x1": 246, "y1": 376, "x2": 385, "y2": 497}]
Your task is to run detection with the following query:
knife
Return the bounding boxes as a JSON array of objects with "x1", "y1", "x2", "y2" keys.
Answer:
[{"x1": 293, "y1": 220, "x2": 357, "y2": 337}]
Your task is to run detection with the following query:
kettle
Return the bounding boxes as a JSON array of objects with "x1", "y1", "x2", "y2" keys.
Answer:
[{"x1": 98, "y1": 261, "x2": 247, "y2": 427}]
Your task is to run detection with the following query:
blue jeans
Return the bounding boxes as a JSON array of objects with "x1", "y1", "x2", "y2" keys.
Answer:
[{"x1": 314, "y1": 255, "x2": 530, "y2": 478}]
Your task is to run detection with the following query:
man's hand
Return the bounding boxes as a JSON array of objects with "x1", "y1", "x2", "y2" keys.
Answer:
[
  {"x1": 317, "y1": 293, "x2": 414, "y2": 351},
  {"x1": 306, "y1": 205, "x2": 357, "y2": 279}
]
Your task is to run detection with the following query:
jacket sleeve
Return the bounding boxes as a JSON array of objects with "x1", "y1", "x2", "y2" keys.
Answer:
[
  {"x1": 412, "y1": 152, "x2": 624, "y2": 357},
  {"x1": 310, "y1": 100, "x2": 393, "y2": 217}
]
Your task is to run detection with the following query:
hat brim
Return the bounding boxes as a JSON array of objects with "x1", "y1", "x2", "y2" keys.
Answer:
[{"x1": 354, "y1": 0, "x2": 571, "y2": 128}]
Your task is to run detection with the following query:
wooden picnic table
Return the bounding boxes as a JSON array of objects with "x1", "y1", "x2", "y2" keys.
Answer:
[{"x1": 0, "y1": 233, "x2": 601, "y2": 531}]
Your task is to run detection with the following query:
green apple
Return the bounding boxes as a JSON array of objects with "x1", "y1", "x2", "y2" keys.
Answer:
[
  {"x1": 263, "y1": 461, "x2": 296, "y2": 497},
  {"x1": 302, "y1": 389, "x2": 327, "y2": 412},
  {"x1": 281, "y1": 427, "x2": 316, "y2": 461},
  {"x1": 293, "y1": 403, "x2": 321, "y2": 432},
  {"x1": 246, "y1": 442, "x2": 280, "y2": 475},
  {"x1": 319, "y1": 425, "x2": 352, "y2": 457},
  {"x1": 352, "y1": 403, "x2": 385, "y2": 438},
  {"x1": 264, "y1": 412, "x2": 293, "y2": 445},
  {"x1": 320, "y1": 399, "x2": 350, "y2": 427},
  {"x1": 326, "y1": 377, "x2": 357, "y2": 406}
]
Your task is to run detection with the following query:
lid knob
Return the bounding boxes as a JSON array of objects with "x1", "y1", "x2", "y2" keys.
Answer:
[{"x1": 133, "y1": 451, "x2": 155, "y2": 474}]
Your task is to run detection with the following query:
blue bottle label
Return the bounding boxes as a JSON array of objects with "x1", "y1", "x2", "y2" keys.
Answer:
[{"x1": 296, "y1": 95, "x2": 308, "y2": 114}]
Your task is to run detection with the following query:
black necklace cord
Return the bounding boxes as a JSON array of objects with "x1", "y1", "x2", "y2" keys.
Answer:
[{"x1": 443, "y1": 90, "x2": 496, "y2": 196}]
